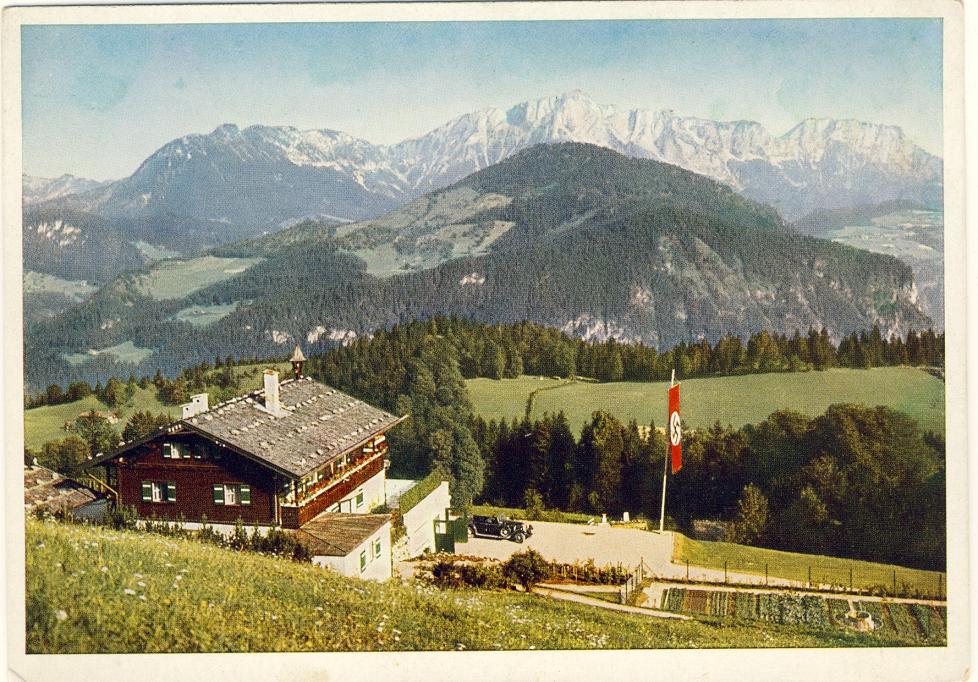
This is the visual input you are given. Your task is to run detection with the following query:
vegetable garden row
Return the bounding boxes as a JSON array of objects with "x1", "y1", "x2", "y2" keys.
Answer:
[{"x1": 660, "y1": 587, "x2": 946, "y2": 644}]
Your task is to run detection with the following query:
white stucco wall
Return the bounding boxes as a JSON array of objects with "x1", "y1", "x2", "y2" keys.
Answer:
[
  {"x1": 328, "y1": 468, "x2": 386, "y2": 513},
  {"x1": 401, "y1": 481, "x2": 451, "y2": 558},
  {"x1": 312, "y1": 520, "x2": 392, "y2": 581}
]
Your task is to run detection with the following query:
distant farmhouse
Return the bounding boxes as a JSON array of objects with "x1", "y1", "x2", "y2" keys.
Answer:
[{"x1": 85, "y1": 346, "x2": 451, "y2": 580}]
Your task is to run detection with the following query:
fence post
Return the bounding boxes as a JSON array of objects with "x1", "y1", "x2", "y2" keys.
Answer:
[
  {"x1": 808, "y1": 566, "x2": 812, "y2": 588},
  {"x1": 764, "y1": 563, "x2": 768, "y2": 586},
  {"x1": 686, "y1": 559, "x2": 689, "y2": 581},
  {"x1": 939, "y1": 573, "x2": 943, "y2": 600},
  {"x1": 724, "y1": 560, "x2": 727, "y2": 584},
  {"x1": 849, "y1": 567, "x2": 853, "y2": 592},
  {"x1": 892, "y1": 570, "x2": 897, "y2": 596}
]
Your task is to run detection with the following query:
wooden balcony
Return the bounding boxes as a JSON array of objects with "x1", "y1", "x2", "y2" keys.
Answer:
[{"x1": 280, "y1": 452, "x2": 385, "y2": 528}]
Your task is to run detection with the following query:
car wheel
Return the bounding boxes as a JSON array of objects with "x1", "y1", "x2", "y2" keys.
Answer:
[
  {"x1": 512, "y1": 532, "x2": 525, "y2": 543},
  {"x1": 499, "y1": 526, "x2": 512, "y2": 539}
]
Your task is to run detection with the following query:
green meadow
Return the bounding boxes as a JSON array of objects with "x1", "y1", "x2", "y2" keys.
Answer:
[
  {"x1": 62, "y1": 341, "x2": 155, "y2": 367},
  {"x1": 467, "y1": 368, "x2": 945, "y2": 435},
  {"x1": 672, "y1": 534, "x2": 945, "y2": 599},
  {"x1": 134, "y1": 256, "x2": 262, "y2": 300}
]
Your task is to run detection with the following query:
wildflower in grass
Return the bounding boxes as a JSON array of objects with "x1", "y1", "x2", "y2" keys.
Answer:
[
  {"x1": 100, "y1": 566, "x2": 108, "y2": 572},
  {"x1": 124, "y1": 589, "x2": 136, "y2": 596},
  {"x1": 54, "y1": 610, "x2": 67, "y2": 622},
  {"x1": 35, "y1": 543, "x2": 44, "y2": 549},
  {"x1": 139, "y1": 595, "x2": 147, "y2": 601},
  {"x1": 137, "y1": 581, "x2": 146, "y2": 588},
  {"x1": 175, "y1": 575, "x2": 183, "y2": 581},
  {"x1": 134, "y1": 573, "x2": 143, "y2": 579}
]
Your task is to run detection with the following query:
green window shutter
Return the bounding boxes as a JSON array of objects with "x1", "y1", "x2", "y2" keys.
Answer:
[
  {"x1": 166, "y1": 482, "x2": 177, "y2": 503},
  {"x1": 182, "y1": 444, "x2": 191, "y2": 459},
  {"x1": 141, "y1": 481, "x2": 152, "y2": 502},
  {"x1": 163, "y1": 443, "x2": 172, "y2": 459},
  {"x1": 360, "y1": 551, "x2": 367, "y2": 571},
  {"x1": 213, "y1": 484, "x2": 224, "y2": 505},
  {"x1": 240, "y1": 485, "x2": 251, "y2": 506}
]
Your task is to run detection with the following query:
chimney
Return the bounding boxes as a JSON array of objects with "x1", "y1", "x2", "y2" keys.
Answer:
[
  {"x1": 263, "y1": 369, "x2": 281, "y2": 414},
  {"x1": 181, "y1": 393, "x2": 209, "y2": 419}
]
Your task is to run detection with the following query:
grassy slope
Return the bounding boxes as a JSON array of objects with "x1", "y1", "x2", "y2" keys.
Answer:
[
  {"x1": 25, "y1": 520, "x2": 914, "y2": 653},
  {"x1": 673, "y1": 534, "x2": 945, "y2": 597},
  {"x1": 467, "y1": 368, "x2": 945, "y2": 435},
  {"x1": 23, "y1": 362, "x2": 293, "y2": 451},
  {"x1": 134, "y1": 256, "x2": 263, "y2": 300}
]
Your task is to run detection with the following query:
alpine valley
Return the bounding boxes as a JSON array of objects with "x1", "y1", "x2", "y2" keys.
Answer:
[{"x1": 24, "y1": 141, "x2": 932, "y2": 391}]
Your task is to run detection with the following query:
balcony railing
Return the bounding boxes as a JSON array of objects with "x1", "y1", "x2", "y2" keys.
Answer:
[{"x1": 285, "y1": 450, "x2": 383, "y2": 507}]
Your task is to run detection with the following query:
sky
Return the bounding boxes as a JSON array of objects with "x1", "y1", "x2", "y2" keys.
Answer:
[{"x1": 22, "y1": 19, "x2": 943, "y2": 180}]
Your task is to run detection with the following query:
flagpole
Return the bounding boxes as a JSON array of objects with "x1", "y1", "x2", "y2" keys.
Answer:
[{"x1": 659, "y1": 369, "x2": 674, "y2": 533}]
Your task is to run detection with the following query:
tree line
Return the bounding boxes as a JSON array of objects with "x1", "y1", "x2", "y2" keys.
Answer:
[{"x1": 472, "y1": 406, "x2": 945, "y2": 571}]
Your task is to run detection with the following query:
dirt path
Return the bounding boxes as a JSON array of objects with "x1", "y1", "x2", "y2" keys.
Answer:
[{"x1": 531, "y1": 584, "x2": 691, "y2": 620}]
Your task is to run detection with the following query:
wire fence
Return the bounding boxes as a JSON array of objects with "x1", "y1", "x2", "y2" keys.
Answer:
[{"x1": 672, "y1": 558, "x2": 945, "y2": 601}]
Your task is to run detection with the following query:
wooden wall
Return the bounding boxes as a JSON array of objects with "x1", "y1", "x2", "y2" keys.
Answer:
[{"x1": 115, "y1": 434, "x2": 279, "y2": 525}]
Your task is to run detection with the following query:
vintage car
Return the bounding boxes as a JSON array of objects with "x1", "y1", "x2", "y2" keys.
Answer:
[{"x1": 469, "y1": 514, "x2": 533, "y2": 543}]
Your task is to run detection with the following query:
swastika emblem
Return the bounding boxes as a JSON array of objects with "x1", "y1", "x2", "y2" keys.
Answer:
[{"x1": 669, "y1": 411, "x2": 682, "y2": 447}]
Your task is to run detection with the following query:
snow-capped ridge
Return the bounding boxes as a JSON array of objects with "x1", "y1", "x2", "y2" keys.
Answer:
[{"x1": 35, "y1": 91, "x2": 942, "y2": 224}]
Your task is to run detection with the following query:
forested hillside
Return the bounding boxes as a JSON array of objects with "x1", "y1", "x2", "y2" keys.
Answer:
[{"x1": 24, "y1": 144, "x2": 930, "y2": 391}]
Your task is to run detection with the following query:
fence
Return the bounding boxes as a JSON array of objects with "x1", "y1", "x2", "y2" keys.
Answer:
[
  {"x1": 674, "y1": 557, "x2": 945, "y2": 601},
  {"x1": 619, "y1": 559, "x2": 649, "y2": 605},
  {"x1": 538, "y1": 558, "x2": 650, "y2": 605}
]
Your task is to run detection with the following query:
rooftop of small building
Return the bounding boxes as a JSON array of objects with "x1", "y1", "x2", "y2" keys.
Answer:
[
  {"x1": 24, "y1": 464, "x2": 100, "y2": 513},
  {"x1": 294, "y1": 512, "x2": 391, "y2": 557}
]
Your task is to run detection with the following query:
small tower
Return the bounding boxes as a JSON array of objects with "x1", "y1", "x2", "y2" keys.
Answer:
[{"x1": 289, "y1": 344, "x2": 307, "y2": 380}]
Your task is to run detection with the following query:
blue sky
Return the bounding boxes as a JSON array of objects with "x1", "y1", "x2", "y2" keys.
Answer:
[{"x1": 22, "y1": 19, "x2": 943, "y2": 180}]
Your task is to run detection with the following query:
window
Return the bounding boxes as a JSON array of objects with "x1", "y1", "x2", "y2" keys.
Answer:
[
  {"x1": 373, "y1": 538, "x2": 382, "y2": 559},
  {"x1": 213, "y1": 483, "x2": 251, "y2": 506},
  {"x1": 163, "y1": 442, "x2": 194, "y2": 459},
  {"x1": 141, "y1": 481, "x2": 176, "y2": 503},
  {"x1": 355, "y1": 489, "x2": 364, "y2": 509},
  {"x1": 359, "y1": 550, "x2": 367, "y2": 572}
]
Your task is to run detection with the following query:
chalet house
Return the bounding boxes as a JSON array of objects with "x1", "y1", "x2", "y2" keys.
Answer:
[{"x1": 86, "y1": 356, "x2": 409, "y2": 580}]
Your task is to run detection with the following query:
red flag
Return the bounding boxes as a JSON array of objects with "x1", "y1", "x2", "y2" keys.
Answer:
[{"x1": 668, "y1": 383, "x2": 682, "y2": 473}]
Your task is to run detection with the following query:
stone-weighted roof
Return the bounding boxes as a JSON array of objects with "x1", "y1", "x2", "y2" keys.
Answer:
[
  {"x1": 181, "y1": 377, "x2": 404, "y2": 479},
  {"x1": 25, "y1": 465, "x2": 100, "y2": 514}
]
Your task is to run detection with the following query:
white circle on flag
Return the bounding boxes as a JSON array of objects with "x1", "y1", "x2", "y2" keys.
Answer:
[{"x1": 669, "y1": 411, "x2": 682, "y2": 446}]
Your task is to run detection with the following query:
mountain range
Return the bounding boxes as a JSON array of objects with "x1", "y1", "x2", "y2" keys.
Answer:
[
  {"x1": 24, "y1": 91, "x2": 942, "y2": 259},
  {"x1": 24, "y1": 144, "x2": 930, "y2": 391}
]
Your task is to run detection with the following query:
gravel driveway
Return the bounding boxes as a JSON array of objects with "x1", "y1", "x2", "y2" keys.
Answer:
[{"x1": 462, "y1": 521, "x2": 674, "y2": 571}]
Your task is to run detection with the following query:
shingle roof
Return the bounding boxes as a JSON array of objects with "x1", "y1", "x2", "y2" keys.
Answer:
[
  {"x1": 24, "y1": 465, "x2": 99, "y2": 513},
  {"x1": 295, "y1": 513, "x2": 391, "y2": 556},
  {"x1": 180, "y1": 376, "x2": 404, "y2": 479}
]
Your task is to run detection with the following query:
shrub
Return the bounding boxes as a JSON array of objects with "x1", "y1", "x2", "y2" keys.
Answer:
[
  {"x1": 229, "y1": 520, "x2": 249, "y2": 550},
  {"x1": 503, "y1": 549, "x2": 549, "y2": 590},
  {"x1": 523, "y1": 489, "x2": 545, "y2": 521},
  {"x1": 105, "y1": 504, "x2": 138, "y2": 531}
]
